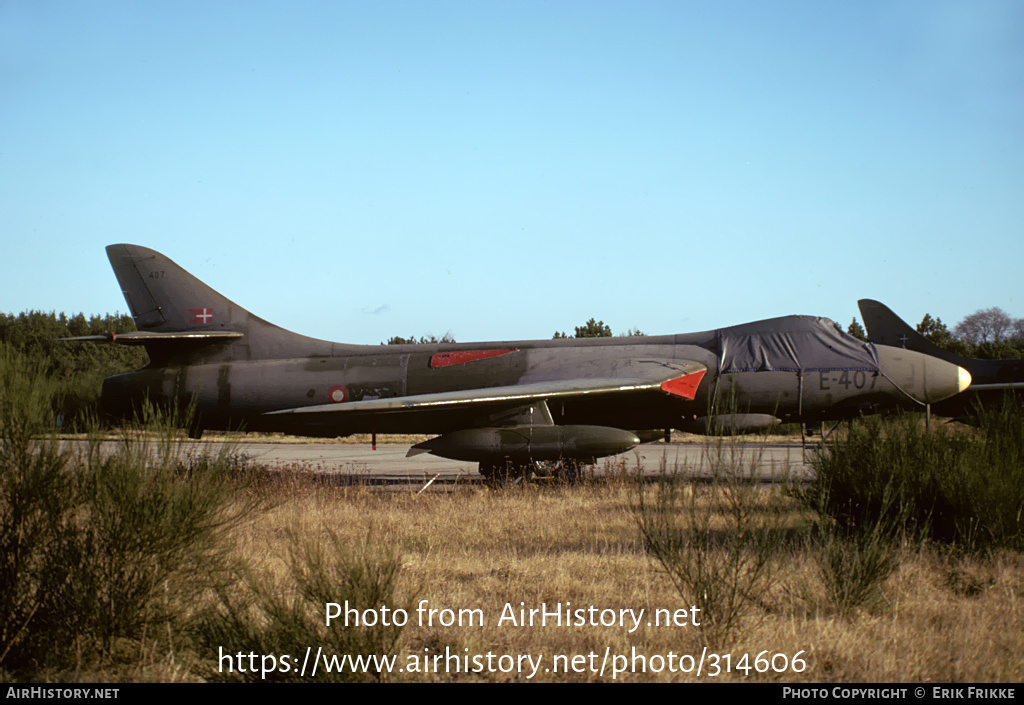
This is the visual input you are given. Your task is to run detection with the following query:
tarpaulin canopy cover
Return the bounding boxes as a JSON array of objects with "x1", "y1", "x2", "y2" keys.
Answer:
[{"x1": 717, "y1": 316, "x2": 880, "y2": 374}]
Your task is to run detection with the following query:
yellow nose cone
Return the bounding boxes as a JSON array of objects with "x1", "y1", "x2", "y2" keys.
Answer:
[{"x1": 958, "y1": 366, "x2": 972, "y2": 394}]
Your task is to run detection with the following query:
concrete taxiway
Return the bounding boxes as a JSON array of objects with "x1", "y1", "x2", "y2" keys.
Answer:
[{"x1": 60, "y1": 439, "x2": 814, "y2": 485}]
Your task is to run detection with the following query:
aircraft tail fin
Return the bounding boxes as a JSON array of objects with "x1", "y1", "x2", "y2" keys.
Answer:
[
  {"x1": 105, "y1": 244, "x2": 335, "y2": 363},
  {"x1": 857, "y1": 299, "x2": 972, "y2": 367},
  {"x1": 107, "y1": 244, "x2": 236, "y2": 333}
]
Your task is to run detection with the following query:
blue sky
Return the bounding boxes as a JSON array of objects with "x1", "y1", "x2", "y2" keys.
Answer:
[{"x1": 3, "y1": 1, "x2": 1022, "y2": 344}]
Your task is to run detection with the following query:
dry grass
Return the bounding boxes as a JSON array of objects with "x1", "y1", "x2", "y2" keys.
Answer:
[
  {"x1": 7, "y1": 451, "x2": 1019, "y2": 681},
  {"x1": 203, "y1": 475, "x2": 1023, "y2": 683}
]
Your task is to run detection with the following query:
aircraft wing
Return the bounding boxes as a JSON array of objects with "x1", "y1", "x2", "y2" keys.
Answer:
[{"x1": 265, "y1": 359, "x2": 707, "y2": 417}]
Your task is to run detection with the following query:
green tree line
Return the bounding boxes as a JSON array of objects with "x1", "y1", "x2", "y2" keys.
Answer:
[{"x1": 0, "y1": 311, "x2": 146, "y2": 427}]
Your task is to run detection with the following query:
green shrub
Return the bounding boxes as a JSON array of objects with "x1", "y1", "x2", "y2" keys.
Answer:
[
  {"x1": 0, "y1": 347, "x2": 82, "y2": 671},
  {"x1": 0, "y1": 347, "x2": 257, "y2": 676},
  {"x1": 804, "y1": 403, "x2": 1024, "y2": 554}
]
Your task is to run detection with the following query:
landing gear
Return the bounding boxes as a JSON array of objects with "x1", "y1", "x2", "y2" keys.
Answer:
[
  {"x1": 479, "y1": 460, "x2": 538, "y2": 486},
  {"x1": 477, "y1": 458, "x2": 591, "y2": 485},
  {"x1": 544, "y1": 458, "x2": 585, "y2": 483}
]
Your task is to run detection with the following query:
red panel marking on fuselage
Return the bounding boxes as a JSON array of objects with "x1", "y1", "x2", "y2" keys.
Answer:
[
  {"x1": 660, "y1": 370, "x2": 707, "y2": 400},
  {"x1": 430, "y1": 349, "x2": 518, "y2": 368}
]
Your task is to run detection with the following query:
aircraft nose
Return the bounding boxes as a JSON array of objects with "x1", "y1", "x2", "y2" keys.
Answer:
[
  {"x1": 875, "y1": 345, "x2": 972, "y2": 405},
  {"x1": 957, "y1": 366, "x2": 972, "y2": 394}
]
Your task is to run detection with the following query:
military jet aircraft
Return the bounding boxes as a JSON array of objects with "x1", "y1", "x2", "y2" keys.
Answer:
[
  {"x1": 858, "y1": 298, "x2": 1022, "y2": 419},
  {"x1": 66, "y1": 245, "x2": 971, "y2": 481}
]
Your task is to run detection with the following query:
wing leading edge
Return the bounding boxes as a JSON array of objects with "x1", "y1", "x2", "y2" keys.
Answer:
[{"x1": 265, "y1": 359, "x2": 707, "y2": 418}]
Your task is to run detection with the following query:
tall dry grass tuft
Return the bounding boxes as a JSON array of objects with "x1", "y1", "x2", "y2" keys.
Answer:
[
  {"x1": 194, "y1": 526, "x2": 406, "y2": 682},
  {"x1": 810, "y1": 519, "x2": 909, "y2": 619},
  {"x1": 794, "y1": 471, "x2": 911, "y2": 619},
  {"x1": 633, "y1": 439, "x2": 795, "y2": 647}
]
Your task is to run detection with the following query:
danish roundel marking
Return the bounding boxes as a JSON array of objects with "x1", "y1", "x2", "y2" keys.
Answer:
[{"x1": 327, "y1": 384, "x2": 349, "y2": 403}]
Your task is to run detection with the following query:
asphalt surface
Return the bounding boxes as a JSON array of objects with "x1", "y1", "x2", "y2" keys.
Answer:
[{"x1": 206, "y1": 441, "x2": 812, "y2": 484}]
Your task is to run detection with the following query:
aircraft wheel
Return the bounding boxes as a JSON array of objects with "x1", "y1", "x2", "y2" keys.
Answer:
[{"x1": 479, "y1": 460, "x2": 536, "y2": 486}]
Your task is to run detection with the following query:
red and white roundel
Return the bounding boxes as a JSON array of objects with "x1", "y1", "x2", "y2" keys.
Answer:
[{"x1": 327, "y1": 384, "x2": 349, "y2": 403}]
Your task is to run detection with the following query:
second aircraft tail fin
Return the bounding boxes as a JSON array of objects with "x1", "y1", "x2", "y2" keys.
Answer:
[{"x1": 858, "y1": 298, "x2": 972, "y2": 367}]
